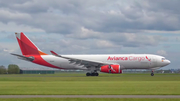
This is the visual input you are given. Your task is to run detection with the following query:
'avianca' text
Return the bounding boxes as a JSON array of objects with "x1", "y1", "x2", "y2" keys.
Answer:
[{"x1": 107, "y1": 56, "x2": 150, "y2": 61}]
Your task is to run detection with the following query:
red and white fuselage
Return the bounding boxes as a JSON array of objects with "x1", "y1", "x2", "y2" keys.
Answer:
[
  {"x1": 12, "y1": 32, "x2": 170, "y2": 76},
  {"x1": 35, "y1": 54, "x2": 169, "y2": 70}
]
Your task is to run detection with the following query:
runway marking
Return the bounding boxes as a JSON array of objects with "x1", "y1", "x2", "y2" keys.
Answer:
[{"x1": 0, "y1": 95, "x2": 180, "y2": 98}]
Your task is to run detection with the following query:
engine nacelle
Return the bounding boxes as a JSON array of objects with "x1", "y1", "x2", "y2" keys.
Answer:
[{"x1": 100, "y1": 65, "x2": 122, "y2": 74}]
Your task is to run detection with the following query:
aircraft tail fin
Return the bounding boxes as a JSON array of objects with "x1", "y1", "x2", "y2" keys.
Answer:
[{"x1": 15, "y1": 32, "x2": 47, "y2": 55}]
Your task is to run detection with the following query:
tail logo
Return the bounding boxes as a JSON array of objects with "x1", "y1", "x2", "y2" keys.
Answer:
[{"x1": 15, "y1": 32, "x2": 47, "y2": 55}]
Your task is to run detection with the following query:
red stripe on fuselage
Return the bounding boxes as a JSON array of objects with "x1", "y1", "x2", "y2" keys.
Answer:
[{"x1": 32, "y1": 55, "x2": 63, "y2": 69}]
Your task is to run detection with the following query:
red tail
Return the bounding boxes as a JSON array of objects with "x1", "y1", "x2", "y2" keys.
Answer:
[{"x1": 15, "y1": 32, "x2": 47, "y2": 55}]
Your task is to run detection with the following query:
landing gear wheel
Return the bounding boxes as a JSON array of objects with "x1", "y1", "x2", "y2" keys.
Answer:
[
  {"x1": 151, "y1": 70, "x2": 154, "y2": 76},
  {"x1": 95, "y1": 73, "x2": 99, "y2": 76},
  {"x1": 91, "y1": 73, "x2": 95, "y2": 76},
  {"x1": 86, "y1": 72, "x2": 99, "y2": 76},
  {"x1": 151, "y1": 73, "x2": 154, "y2": 76},
  {"x1": 86, "y1": 72, "x2": 91, "y2": 76}
]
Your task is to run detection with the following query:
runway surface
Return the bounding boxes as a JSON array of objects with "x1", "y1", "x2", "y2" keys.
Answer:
[{"x1": 0, "y1": 95, "x2": 180, "y2": 98}]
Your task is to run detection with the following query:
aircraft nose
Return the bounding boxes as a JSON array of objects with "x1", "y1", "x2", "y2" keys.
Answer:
[
  {"x1": 167, "y1": 60, "x2": 171, "y2": 65},
  {"x1": 163, "y1": 60, "x2": 171, "y2": 66},
  {"x1": 160, "y1": 59, "x2": 171, "y2": 67}
]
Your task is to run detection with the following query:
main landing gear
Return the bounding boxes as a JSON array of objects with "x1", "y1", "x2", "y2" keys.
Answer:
[
  {"x1": 86, "y1": 72, "x2": 99, "y2": 76},
  {"x1": 151, "y1": 70, "x2": 154, "y2": 76}
]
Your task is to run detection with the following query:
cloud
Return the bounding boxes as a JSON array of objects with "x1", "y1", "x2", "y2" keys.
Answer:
[
  {"x1": 157, "y1": 50, "x2": 167, "y2": 56},
  {"x1": 0, "y1": 0, "x2": 180, "y2": 34},
  {"x1": 0, "y1": 22, "x2": 44, "y2": 32},
  {"x1": 0, "y1": 0, "x2": 179, "y2": 69},
  {"x1": 66, "y1": 27, "x2": 167, "y2": 48}
]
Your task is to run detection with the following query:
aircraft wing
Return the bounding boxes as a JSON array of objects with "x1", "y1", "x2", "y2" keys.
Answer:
[{"x1": 50, "y1": 51, "x2": 116, "y2": 68}]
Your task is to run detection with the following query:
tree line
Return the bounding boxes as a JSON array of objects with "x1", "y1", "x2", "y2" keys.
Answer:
[{"x1": 0, "y1": 64, "x2": 20, "y2": 74}]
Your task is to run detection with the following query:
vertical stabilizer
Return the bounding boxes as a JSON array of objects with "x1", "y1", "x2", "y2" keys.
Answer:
[{"x1": 15, "y1": 32, "x2": 47, "y2": 55}]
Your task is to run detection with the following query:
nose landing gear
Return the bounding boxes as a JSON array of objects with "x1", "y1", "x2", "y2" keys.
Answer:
[{"x1": 151, "y1": 70, "x2": 154, "y2": 76}]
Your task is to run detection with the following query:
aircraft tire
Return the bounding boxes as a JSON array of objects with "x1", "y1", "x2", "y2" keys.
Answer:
[
  {"x1": 95, "y1": 73, "x2": 99, "y2": 76},
  {"x1": 151, "y1": 73, "x2": 154, "y2": 76},
  {"x1": 86, "y1": 72, "x2": 91, "y2": 76},
  {"x1": 91, "y1": 73, "x2": 95, "y2": 76}
]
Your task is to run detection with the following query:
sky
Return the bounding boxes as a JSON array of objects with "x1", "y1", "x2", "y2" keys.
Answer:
[{"x1": 0, "y1": 0, "x2": 180, "y2": 70}]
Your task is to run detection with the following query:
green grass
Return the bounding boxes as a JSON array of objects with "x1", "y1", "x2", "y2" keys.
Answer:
[
  {"x1": 0, "y1": 98, "x2": 180, "y2": 101},
  {"x1": 0, "y1": 73, "x2": 180, "y2": 95}
]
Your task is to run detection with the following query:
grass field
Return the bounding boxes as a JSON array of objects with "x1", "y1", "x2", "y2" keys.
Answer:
[
  {"x1": 0, "y1": 73, "x2": 180, "y2": 95},
  {"x1": 0, "y1": 98, "x2": 180, "y2": 101}
]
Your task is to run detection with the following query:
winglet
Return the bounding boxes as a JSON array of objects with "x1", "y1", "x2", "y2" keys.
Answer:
[{"x1": 50, "y1": 51, "x2": 61, "y2": 57}]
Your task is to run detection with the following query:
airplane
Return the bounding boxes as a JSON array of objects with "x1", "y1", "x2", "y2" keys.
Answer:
[{"x1": 11, "y1": 32, "x2": 171, "y2": 76}]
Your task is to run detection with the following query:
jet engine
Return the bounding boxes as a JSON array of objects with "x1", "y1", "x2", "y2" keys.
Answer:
[{"x1": 100, "y1": 64, "x2": 122, "y2": 73}]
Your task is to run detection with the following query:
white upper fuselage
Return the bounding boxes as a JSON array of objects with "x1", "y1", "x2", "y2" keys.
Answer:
[{"x1": 40, "y1": 54, "x2": 170, "y2": 70}]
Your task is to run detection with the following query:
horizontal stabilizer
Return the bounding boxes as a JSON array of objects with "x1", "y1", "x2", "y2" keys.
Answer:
[{"x1": 11, "y1": 53, "x2": 34, "y2": 61}]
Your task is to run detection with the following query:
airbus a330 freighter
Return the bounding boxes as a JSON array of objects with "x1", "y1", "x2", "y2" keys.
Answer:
[{"x1": 11, "y1": 32, "x2": 170, "y2": 76}]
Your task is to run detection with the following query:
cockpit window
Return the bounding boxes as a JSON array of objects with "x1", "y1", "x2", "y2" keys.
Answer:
[{"x1": 162, "y1": 58, "x2": 166, "y2": 60}]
